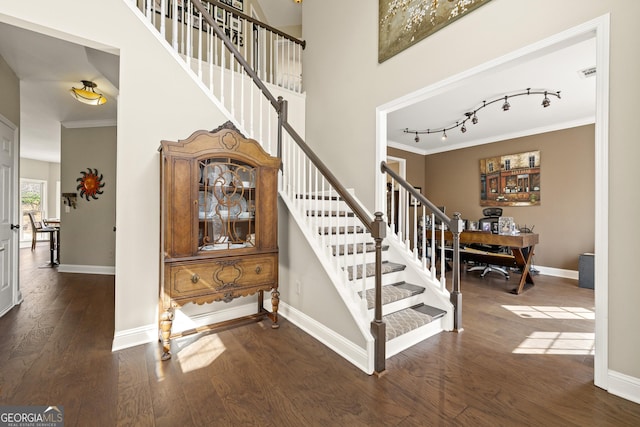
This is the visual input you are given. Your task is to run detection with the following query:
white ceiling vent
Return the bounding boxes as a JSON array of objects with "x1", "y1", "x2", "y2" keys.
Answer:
[{"x1": 579, "y1": 66, "x2": 596, "y2": 78}]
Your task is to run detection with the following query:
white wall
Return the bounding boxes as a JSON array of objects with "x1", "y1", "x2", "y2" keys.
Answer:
[
  {"x1": 301, "y1": 0, "x2": 640, "y2": 386},
  {"x1": 0, "y1": 1, "x2": 229, "y2": 339}
]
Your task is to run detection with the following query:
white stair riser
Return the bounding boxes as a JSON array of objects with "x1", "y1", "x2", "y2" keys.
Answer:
[
  {"x1": 333, "y1": 251, "x2": 387, "y2": 265},
  {"x1": 367, "y1": 294, "x2": 426, "y2": 317},
  {"x1": 321, "y1": 233, "x2": 371, "y2": 246},
  {"x1": 385, "y1": 317, "x2": 444, "y2": 358},
  {"x1": 347, "y1": 270, "x2": 406, "y2": 289}
]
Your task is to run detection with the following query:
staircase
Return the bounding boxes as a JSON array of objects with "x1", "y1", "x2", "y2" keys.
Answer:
[
  {"x1": 298, "y1": 194, "x2": 451, "y2": 360},
  {"x1": 131, "y1": 0, "x2": 459, "y2": 374}
]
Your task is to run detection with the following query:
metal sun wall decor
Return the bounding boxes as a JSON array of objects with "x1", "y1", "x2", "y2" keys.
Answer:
[
  {"x1": 76, "y1": 168, "x2": 105, "y2": 201},
  {"x1": 480, "y1": 151, "x2": 540, "y2": 207},
  {"x1": 378, "y1": 0, "x2": 492, "y2": 63}
]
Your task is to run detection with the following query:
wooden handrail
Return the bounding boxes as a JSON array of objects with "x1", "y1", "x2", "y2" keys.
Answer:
[
  {"x1": 203, "y1": 0, "x2": 306, "y2": 49},
  {"x1": 281, "y1": 118, "x2": 381, "y2": 237},
  {"x1": 192, "y1": 0, "x2": 281, "y2": 111}
]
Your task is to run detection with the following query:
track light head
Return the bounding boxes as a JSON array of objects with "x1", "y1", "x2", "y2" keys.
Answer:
[
  {"x1": 441, "y1": 130, "x2": 447, "y2": 141},
  {"x1": 472, "y1": 113, "x2": 478, "y2": 125},
  {"x1": 414, "y1": 132, "x2": 420, "y2": 143},
  {"x1": 542, "y1": 91, "x2": 551, "y2": 107},
  {"x1": 502, "y1": 96, "x2": 510, "y2": 111}
]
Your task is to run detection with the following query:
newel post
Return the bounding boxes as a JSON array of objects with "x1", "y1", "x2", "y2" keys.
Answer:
[
  {"x1": 370, "y1": 211, "x2": 387, "y2": 375},
  {"x1": 450, "y1": 212, "x2": 464, "y2": 332}
]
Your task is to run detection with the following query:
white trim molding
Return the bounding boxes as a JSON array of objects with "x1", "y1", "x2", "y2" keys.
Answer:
[
  {"x1": 112, "y1": 323, "x2": 157, "y2": 352},
  {"x1": 377, "y1": 13, "x2": 610, "y2": 394},
  {"x1": 57, "y1": 264, "x2": 115, "y2": 275},
  {"x1": 609, "y1": 370, "x2": 640, "y2": 405},
  {"x1": 278, "y1": 302, "x2": 371, "y2": 374}
]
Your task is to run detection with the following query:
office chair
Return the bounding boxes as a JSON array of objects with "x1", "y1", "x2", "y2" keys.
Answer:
[{"x1": 467, "y1": 207, "x2": 511, "y2": 279}]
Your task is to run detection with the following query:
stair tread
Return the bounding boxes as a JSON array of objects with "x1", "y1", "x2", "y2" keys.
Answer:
[
  {"x1": 332, "y1": 243, "x2": 389, "y2": 256},
  {"x1": 346, "y1": 261, "x2": 405, "y2": 280},
  {"x1": 384, "y1": 304, "x2": 446, "y2": 341},
  {"x1": 362, "y1": 282, "x2": 425, "y2": 309}
]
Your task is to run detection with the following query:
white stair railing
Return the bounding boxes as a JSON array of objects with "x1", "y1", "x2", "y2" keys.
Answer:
[
  {"x1": 133, "y1": 0, "x2": 304, "y2": 152},
  {"x1": 280, "y1": 131, "x2": 375, "y2": 317},
  {"x1": 381, "y1": 162, "x2": 463, "y2": 331}
]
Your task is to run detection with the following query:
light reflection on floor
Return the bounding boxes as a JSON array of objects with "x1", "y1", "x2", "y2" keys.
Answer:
[
  {"x1": 502, "y1": 305, "x2": 595, "y2": 355},
  {"x1": 502, "y1": 305, "x2": 595, "y2": 320},
  {"x1": 513, "y1": 331, "x2": 595, "y2": 355}
]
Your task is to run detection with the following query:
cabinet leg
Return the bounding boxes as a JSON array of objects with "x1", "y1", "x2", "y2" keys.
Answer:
[
  {"x1": 270, "y1": 289, "x2": 280, "y2": 329},
  {"x1": 160, "y1": 309, "x2": 174, "y2": 361}
]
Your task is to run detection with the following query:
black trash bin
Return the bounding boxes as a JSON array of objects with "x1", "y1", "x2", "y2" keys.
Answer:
[{"x1": 579, "y1": 253, "x2": 594, "y2": 289}]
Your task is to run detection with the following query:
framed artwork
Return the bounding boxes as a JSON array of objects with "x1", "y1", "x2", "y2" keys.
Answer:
[
  {"x1": 378, "y1": 0, "x2": 492, "y2": 63},
  {"x1": 232, "y1": 0, "x2": 244, "y2": 11},
  {"x1": 411, "y1": 186, "x2": 422, "y2": 206},
  {"x1": 219, "y1": 0, "x2": 243, "y2": 11},
  {"x1": 479, "y1": 150, "x2": 541, "y2": 207},
  {"x1": 147, "y1": 0, "x2": 170, "y2": 17},
  {"x1": 215, "y1": 7, "x2": 226, "y2": 24}
]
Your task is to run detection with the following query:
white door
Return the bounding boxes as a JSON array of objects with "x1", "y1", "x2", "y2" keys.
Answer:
[{"x1": 0, "y1": 116, "x2": 20, "y2": 317}]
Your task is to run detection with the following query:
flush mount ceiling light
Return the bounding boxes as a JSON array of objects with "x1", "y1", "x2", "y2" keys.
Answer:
[
  {"x1": 405, "y1": 88, "x2": 561, "y2": 143},
  {"x1": 69, "y1": 80, "x2": 107, "y2": 106}
]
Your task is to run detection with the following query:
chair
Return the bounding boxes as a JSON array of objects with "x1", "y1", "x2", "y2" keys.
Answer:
[
  {"x1": 28, "y1": 212, "x2": 56, "y2": 251},
  {"x1": 467, "y1": 208, "x2": 511, "y2": 279}
]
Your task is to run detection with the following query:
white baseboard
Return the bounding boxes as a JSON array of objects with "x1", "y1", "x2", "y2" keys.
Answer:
[
  {"x1": 609, "y1": 370, "x2": 640, "y2": 404},
  {"x1": 57, "y1": 264, "x2": 115, "y2": 275},
  {"x1": 112, "y1": 323, "x2": 157, "y2": 352},
  {"x1": 111, "y1": 300, "x2": 273, "y2": 353},
  {"x1": 278, "y1": 302, "x2": 372, "y2": 374},
  {"x1": 535, "y1": 265, "x2": 578, "y2": 280}
]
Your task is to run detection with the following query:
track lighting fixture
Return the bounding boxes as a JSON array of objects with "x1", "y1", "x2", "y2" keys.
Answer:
[{"x1": 404, "y1": 88, "x2": 561, "y2": 142}]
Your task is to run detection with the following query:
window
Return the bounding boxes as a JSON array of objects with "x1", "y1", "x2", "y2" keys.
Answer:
[
  {"x1": 529, "y1": 155, "x2": 536, "y2": 168},
  {"x1": 504, "y1": 159, "x2": 511, "y2": 170},
  {"x1": 20, "y1": 179, "x2": 47, "y2": 242}
]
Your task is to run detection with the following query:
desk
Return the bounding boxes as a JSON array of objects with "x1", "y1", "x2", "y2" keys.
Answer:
[
  {"x1": 44, "y1": 218, "x2": 60, "y2": 267},
  {"x1": 427, "y1": 230, "x2": 539, "y2": 294}
]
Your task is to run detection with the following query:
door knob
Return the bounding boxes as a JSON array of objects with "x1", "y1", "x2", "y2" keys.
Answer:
[{"x1": 10, "y1": 224, "x2": 20, "y2": 230}]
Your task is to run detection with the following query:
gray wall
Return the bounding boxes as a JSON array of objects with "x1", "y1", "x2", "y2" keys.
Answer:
[
  {"x1": 60, "y1": 126, "x2": 116, "y2": 267},
  {"x1": 0, "y1": 54, "x2": 18, "y2": 125}
]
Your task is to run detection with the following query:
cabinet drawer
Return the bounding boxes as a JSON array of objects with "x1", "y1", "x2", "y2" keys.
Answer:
[{"x1": 168, "y1": 254, "x2": 277, "y2": 299}]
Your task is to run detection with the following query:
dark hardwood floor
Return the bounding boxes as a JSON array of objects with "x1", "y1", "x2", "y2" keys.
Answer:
[{"x1": 2, "y1": 246, "x2": 639, "y2": 426}]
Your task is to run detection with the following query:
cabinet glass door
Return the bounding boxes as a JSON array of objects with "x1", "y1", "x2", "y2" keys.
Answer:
[{"x1": 198, "y1": 158, "x2": 256, "y2": 251}]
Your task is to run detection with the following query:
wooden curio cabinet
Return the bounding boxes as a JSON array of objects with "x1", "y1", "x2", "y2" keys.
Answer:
[{"x1": 159, "y1": 122, "x2": 281, "y2": 360}]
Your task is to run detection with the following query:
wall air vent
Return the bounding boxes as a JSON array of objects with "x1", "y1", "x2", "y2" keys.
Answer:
[{"x1": 579, "y1": 66, "x2": 596, "y2": 78}]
